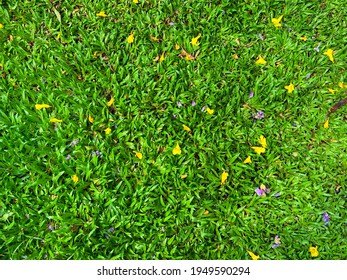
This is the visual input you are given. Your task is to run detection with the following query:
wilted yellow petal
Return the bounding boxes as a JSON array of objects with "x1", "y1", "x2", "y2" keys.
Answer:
[
  {"x1": 259, "y1": 135, "x2": 267, "y2": 148},
  {"x1": 247, "y1": 251, "x2": 260, "y2": 260},
  {"x1": 107, "y1": 97, "x2": 114, "y2": 106},
  {"x1": 309, "y1": 246, "x2": 319, "y2": 257},
  {"x1": 285, "y1": 83, "x2": 295, "y2": 93},
  {"x1": 181, "y1": 174, "x2": 187, "y2": 179},
  {"x1": 271, "y1": 15, "x2": 283, "y2": 27},
  {"x1": 150, "y1": 35, "x2": 159, "y2": 41},
  {"x1": 300, "y1": 36, "x2": 307, "y2": 41},
  {"x1": 251, "y1": 146, "x2": 265, "y2": 154},
  {"x1": 173, "y1": 143, "x2": 181, "y2": 155},
  {"x1": 72, "y1": 174, "x2": 79, "y2": 184},
  {"x1": 96, "y1": 11, "x2": 107, "y2": 17},
  {"x1": 88, "y1": 115, "x2": 94, "y2": 123},
  {"x1": 127, "y1": 33, "x2": 134, "y2": 44},
  {"x1": 135, "y1": 152, "x2": 143, "y2": 159},
  {"x1": 255, "y1": 55, "x2": 266, "y2": 65},
  {"x1": 232, "y1": 54, "x2": 239, "y2": 59},
  {"x1": 328, "y1": 88, "x2": 336, "y2": 94},
  {"x1": 35, "y1": 104, "x2": 51, "y2": 110},
  {"x1": 324, "y1": 119, "x2": 329, "y2": 129},
  {"x1": 182, "y1": 124, "x2": 191, "y2": 132},
  {"x1": 221, "y1": 171, "x2": 229, "y2": 185},
  {"x1": 50, "y1": 117, "x2": 62, "y2": 123},
  {"x1": 323, "y1": 49, "x2": 334, "y2": 63},
  {"x1": 191, "y1": 33, "x2": 201, "y2": 46},
  {"x1": 159, "y1": 52, "x2": 165, "y2": 62},
  {"x1": 104, "y1": 127, "x2": 111, "y2": 134},
  {"x1": 243, "y1": 156, "x2": 252, "y2": 164},
  {"x1": 206, "y1": 108, "x2": 214, "y2": 114}
]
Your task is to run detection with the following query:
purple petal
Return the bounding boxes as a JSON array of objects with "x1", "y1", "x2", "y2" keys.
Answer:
[
  {"x1": 177, "y1": 101, "x2": 182, "y2": 107},
  {"x1": 249, "y1": 91, "x2": 254, "y2": 98},
  {"x1": 201, "y1": 105, "x2": 207, "y2": 112},
  {"x1": 272, "y1": 242, "x2": 281, "y2": 248},
  {"x1": 169, "y1": 22, "x2": 175, "y2": 26},
  {"x1": 306, "y1": 73, "x2": 311, "y2": 80},
  {"x1": 258, "y1": 33, "x2": 264, "y2": 41},
  {"x1": 173, "y1": 114, "x2": 177, "y2": 118},
  {"x1": 255, "y1": 188, "x2": 263, "y2": 196},
  {"x1": 192, "y1": 100, "x2": 196, "y2": 106},
  {"x1": 66, "y1": 154, "x2": 71, "y2": 160},
  {"x1": 273, "y1": 192, "x2": 281, "y2": 197}
]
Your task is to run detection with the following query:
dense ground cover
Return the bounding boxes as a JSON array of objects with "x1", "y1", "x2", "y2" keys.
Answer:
[{"x1": 0, "y1": 0, "x2": 346, "y2": 260}]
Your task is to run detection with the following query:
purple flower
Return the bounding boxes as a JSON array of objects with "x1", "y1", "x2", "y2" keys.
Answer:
[
  {"x1": 69, "y1": 139, "x2": 79, "y2": 147},
  {"x1": 252, "y1": 110, "x2": 264, "y2": 120},
  {"x1": 66, "y1": 154, "x2": 71, "y2": 160},
  {"x1": 192, "y1": 100, "x2": 196, "y2": 106},
  {"x1": 323, "y1": 212, "x2": 330, "y2": 226},
  {"x1": 258, "y1": 33, "x2": 264, "y2": 41},
  {"x1": 249, "y1": 91, "x2": 254, "y2": 98},
  {"x1": 314, "y1": 43, "x2": 321, "y2": 52},
  {"x1": 306, "y1": 73, "x2": 311, "y2": 80},
  {"x1": 272, "y1": 235, "x2": 281, "y2": 248},
  {"x1": 201, "y1": 105, "x2": 207, "y2": 112},
  {"x1": 177, "y1": 101, "x2": 182, "y2": 107},
  {"x1": 273, "y1": 192, "x2": 281, "y2": 197},
  {"x1": 255, "y1": 188, "x2": 263, "y2": 196},
  {"x1": 292, "y1": 123, "x2": 297, "y2": 127},
  {"x1": 96, "y1": 150, "x2": 102, "y2": 156},
  {"x1": 255, "y1": 184, "x2": 270, "y2": 196},
  {"x1": 109, "y1": 227, "x2": 115, "y2": 233}
]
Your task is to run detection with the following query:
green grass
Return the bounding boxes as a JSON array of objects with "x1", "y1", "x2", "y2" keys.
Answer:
[{"x1": 0, "y1": 0, "x2": 346, "y2": 260}]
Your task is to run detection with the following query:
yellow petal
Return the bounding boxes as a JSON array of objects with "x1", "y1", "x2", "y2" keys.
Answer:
[
  {"x1": 271, "y1": 15, "x2": 283, "y2": 27},
  {"x1": 50, "y1": 117, "x2": 62, "y2": 123},
  {"x1": 173, "y1": 143, "x2": 181, "y2": 155},
  {"x1": 259, "y1": 135, "x2": 267, "y2": 148},
  {"x1": 232, "y1": 54, "x2": 239, "y2": 59},
  {"x1": 107, "y1": 97, "x2": 114, "y2": 106},
  {"x1": 182, "y1": 124, "x2": 191, "y2": 132},
  {"x1": 251, "y1": 146, "x2": 265, "y2": 155},
  {"x1": 181, "y1": 174, "x2": 188, "y2": 179},
  {"x1": 88, "y1": 115, "x2": 94, "y2": 123},
  {"x1": 150, "y1": 35, "x2": 159, "y2": 41},
  {"x1": 247, "y1": 251, "x2": 260, "y2": 260},
  {"x1": 323, "y1": 49, "x2": 334, "y2": 63},
  {"x1": 221, "y1": 171, "x2": 229, "y2": 185},
  {"x1": 96, "y1": 11, "x2": 107, "y2": 17},
  {"x1": 175, "y1": 44, "x2": 180, "y2": 50},
  {"x1": 135, "y1": 152, "x2": 143, "y2": 159},
  {"x1": 285, "y1": 83, "x2": 295, "y2": 93},
  {"x1": 328, "y1": 88, "x2": 336, "y2": 94},
  {"x1": 255, "y1": 55, "x2": 266, "y2": 65},
  {"x1": 127, "y1": 33, "x2": 134, "y2": 44},
  {"x1": 324, "y1": 119, "x2": 329, "y2": 129},
  {"x1": 104, "y1": 127, "x2": 111, "y2": 134},
  {"x1": 206, "y1": 108, "x2": 214, "y2": 114},
  {"x1": 159, "y1": 52, "x2": 165, "y2": 62},
  {"x1": 300, "y1": 36, "x2": 307, "y2": 41},
  {"x1": 72, "y1": 174, "x2": 79, "y2": 184},
  {"x1": 260, "y1": 184, "x2": 267, "y2": 190},
  {"x1": 243, "y1": 156, "x2": 252, "y2": 164},
  {"x1": 338, "y1": 82, "x2": 345, "y2": 89},
  {"x1": 191, "y1": 33, "x2": 201, "y2": 46},
  {"x1": 57, "y1": 32, "x2": 61, "y2": 39},
  {"x1": 133, "y1": 0, "x2": 139, "y2": 3},
  {"x1": 0, "y1": 24, "x2": 4, "y2": 29},
  {"x1": 309, "y1": 246, "x2": 319, "y2": 257},
  {"x1": 35, "y1": 104, "x2": 51, "y2": 110},
  {"x1": 203, "y1": 210, "x2": 209, "y2": 215}
]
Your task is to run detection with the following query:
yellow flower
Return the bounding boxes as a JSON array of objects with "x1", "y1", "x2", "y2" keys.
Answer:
[
  {"x1": 203, "y1": 210, "x2": 209, "y2": 215},
  {"x1": 127, "y1": 33, "x2": 134, "y2": 44},
  {"x1": 175, "y1": 44, "x2": 180, "y2": 50},
  {"x1": 232, "y1": 54, "x2": 239, "y2": 59},
  {"x1": 259, "y1": 135, "x2": 267, "y2": 148},
  {"x1": 300, "y1": 36, "x2": 307, "y2": 41},
  {"x1": 182, "y1": 124, "x2": 191, "y2": 132},
  {"x1": 72, "y1": 174, "x2": 79, "y2": 184},
  {"x1": 243, "y1": 156, "x2": 252, "y2": 164},
  {"x1": 135, "y1": 152, "x2": 143, "y2": 159},
  {"x1": 104, "y1": 127, "x2": 111, "y2": 134},
  {"x1": 172, "y1": 143, "x2": 181, "y2": 155},
  {"x1": 206, "y1": 108, "x2": 214, "y2": 114},
  {"x1": 133, "y1": 0, "x2": 139, "y2": 3},
  {"x1": 255, "y1": 55, "x2": 266, "y2": 65},
  {"x1": 285, "y1": 83, "x2": 295, "y2": 93},
  {"x1": 191, "y1": 33, "x2": 201, "y2": 46},
  {"x1": 221, "y1": 171, "x2": 229, "y2": 185},
  {"x1": 0, "y1": 23, "x2": 4, "y2": 29},
  {"x1": 247, "y1": 251, "x2": 260, "y2": 260},
  {"x1": 50, "y1": 117, "x2": 62, "y2": 123},
  {"x1": 328, "y1": 88, "x2": 336, "y2": 94},
  {"x1": 271, "y1": 15, "x2": 283, "y2": 28},
  {"x1": 338, "y1": 82, "x2": 345, "y2": 89},
  {"x1": 309, "y1": 246, "x2": 319, "y2": 257},
  {"x1": 57, "y1": 32, "x2": 61, "y2": 39},
  {"x1": 96, "y1": 11, "x2": 107, "y2": 17},
  {"x1": 88, "y1": 115, "x2": 94, "y2": 123},
  {"x1": 35, "y1": 104, "x2": 51, "y2": 110},
  {"x1": 324, "y1": 119, "x2": 329, "y2": 129},
  {"x1": 251, "y1": 146, "x2": 265, "y2": 155},
  {"x1": 107, "y1": 97, "x2": 114, "y2": 106},
  {"x1": 323, "y1": 49, "x2": 334, "y2": 63},
  {"x1": 181, "y1": 174, "x2": 188, "y2": 179},
  {"x1": 159, "y1": 52, "x2": 165, "y2": 62}
]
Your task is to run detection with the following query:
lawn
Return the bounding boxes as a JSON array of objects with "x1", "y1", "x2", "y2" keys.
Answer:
[{"x1": 0, "y1": 0, "x2": 346, "y2": 260}]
